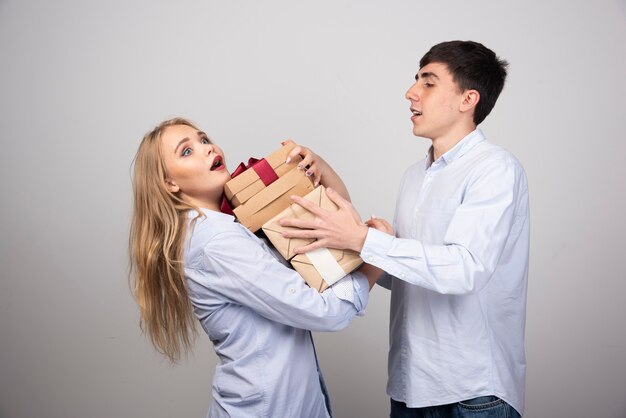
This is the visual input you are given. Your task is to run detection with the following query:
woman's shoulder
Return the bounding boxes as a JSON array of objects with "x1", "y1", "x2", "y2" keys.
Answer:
[
  {"x1": 185, "y1": 209, "x2": 261, "y2": 263},
  {"x1": 187, "y1": 209, "x2": 247, "y2": 243}
]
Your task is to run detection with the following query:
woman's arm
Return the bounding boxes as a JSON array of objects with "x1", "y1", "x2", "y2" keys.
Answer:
[
  {"x1": 190, "y1": 230, "x2": 371, "y2": 332},
  {"x1": 283, "y1": 140, "x2": 351, "y2": 201}
]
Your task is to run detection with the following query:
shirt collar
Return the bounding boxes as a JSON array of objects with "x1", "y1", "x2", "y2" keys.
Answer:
[
  {"x1": 424, "y1": 128, "x2": 486, "y2": 169},
  {"x1": 188, "y1": 207, "x2": 236, "y2": 223}
]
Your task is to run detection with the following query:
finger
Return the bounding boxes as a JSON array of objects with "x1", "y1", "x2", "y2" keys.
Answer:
[
  {"x1": 286, "y1": 144, "x2": 302, "y2": 165},
  {"x1": 293, "y1": 240, "x2": 327, "y2": 255},
  {"x1": 280, "y1": 228, "x2": 323, "y2": 240},
  {"x1": 288, "y1": 195, "x2": 326, "y2": 217},
  {"x1": 325, "y1": 187, "x2": 349, "y2": 208},
  {"x1": 366, "y1": 220, "x2": 386, "y2": 230},
  {"x1": 365, "y1": 219, "x2": 380, "y2": 227},
  {"x1": 278, "y1": 216, "x2": 318, "y2": 230},
  {"x1": 298, "y1": 154, "x2": 314, "y2": 171},
  {"x1": 281, "y1": 139, "x2": 295, "y2": 146},
  {"x1": 305, "y1": 162, "x2": 319, "y2": 180},
  {"x1": 325, "y1": 187, "x2": 360, "y2": 217}
]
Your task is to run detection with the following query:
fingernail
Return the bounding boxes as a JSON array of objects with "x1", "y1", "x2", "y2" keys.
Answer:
[
  {"x1": 305, "y1": 170, "x2": 312, "y2": 177},
  {"x1": 371, "y1": 214, "x2": 377, "y2": 219},
  {"x1": 297, "y1": 164, "x2": 304, "y2": 170},
  {"x1": 314, "y1": 179, "x2": 320, "y2": 187},
  {"x1": 285, "y1": 157, "x2": 291, "y2": 164}
]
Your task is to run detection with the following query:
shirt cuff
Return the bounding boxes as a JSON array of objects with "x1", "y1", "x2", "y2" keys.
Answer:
[
  {"x1": 331, "y1": 271, "x2": 370, "y2": 316},
  {"x1": 360, "y1": 227, "x2": 395, "y2": 268}
]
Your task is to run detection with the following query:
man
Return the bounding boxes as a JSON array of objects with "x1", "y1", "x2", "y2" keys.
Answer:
[{"x1": 280, "y1": 40, "x2": 529, "y2": 417}]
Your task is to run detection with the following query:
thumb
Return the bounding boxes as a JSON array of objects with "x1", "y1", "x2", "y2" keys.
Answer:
[
  {"x1": 326, "y1": 187, "x2": 361, "y2": 220},
  {"x1": 325, "y1": 187, "x2": 349, "y2": 209}
]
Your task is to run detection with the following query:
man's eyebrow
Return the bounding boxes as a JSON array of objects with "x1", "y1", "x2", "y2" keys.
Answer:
[{"x1": 415, "y1": 71, "x2": 440, "y2": 81}]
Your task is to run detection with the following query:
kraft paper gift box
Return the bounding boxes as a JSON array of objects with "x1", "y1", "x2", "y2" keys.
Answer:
[
  {"x1": 224, "y1": 143, "x2": 303, "y2": 208},
  {"x1": 262, "y1": 185, "x2": 363, "y2": 292},
  {"x1": 232, "y1": 168, "x2": 314, "y2": 232},
  {"x1": 291, "y1": 249, "x2": 363, "y2": 292}
]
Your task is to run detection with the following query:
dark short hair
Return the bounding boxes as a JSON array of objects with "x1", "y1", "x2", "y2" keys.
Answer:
[{"x1": 420, "y1": 40, "x2": 508, "y2": 125}]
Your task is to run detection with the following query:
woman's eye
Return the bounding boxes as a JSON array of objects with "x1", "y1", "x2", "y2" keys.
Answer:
[
  {"x1": 201, "y1": 137, "x2": 210, "y2": 144},
  {"x1": 182, "y1": 147, "x2": 192, "y2": 156}
]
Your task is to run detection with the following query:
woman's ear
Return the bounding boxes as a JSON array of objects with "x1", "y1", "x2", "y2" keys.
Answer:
[
  {"x1": 460, "y1": 89, "x2": 480, "y2": 113},
  {"x1": 165, "y1": 178, "x2": 180, "y2": 193}
]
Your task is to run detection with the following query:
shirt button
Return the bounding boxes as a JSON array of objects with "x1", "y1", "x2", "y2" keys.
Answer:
[
  {"x1": 289, "y1": 288, "x2": 296, "y2": 294},
  {"x1": 402, "y1": 347, "x2": 408, "y2": 354},
  {"x1": 367, "y1": 256, "x2": 374, "y2": 262}
]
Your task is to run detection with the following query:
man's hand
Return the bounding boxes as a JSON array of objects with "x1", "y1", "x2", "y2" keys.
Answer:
[{"x1": 279, "y1": 187, "x2": 369, "y2": 253}]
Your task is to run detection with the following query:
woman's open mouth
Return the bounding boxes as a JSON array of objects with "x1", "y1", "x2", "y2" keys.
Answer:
[{"x1": 210, "y1": 155, "x2": 225, "y2": 171}]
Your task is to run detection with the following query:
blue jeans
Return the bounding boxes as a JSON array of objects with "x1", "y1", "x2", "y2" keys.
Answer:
[{"x1": 390, "y1": 396, "x2": 521, "y2": 418}]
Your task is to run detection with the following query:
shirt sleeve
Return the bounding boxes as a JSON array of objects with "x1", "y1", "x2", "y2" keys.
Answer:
[
  {"x1": 188, "y1": 230, "x2": 370, "y2": 332},
  {"x1": 360, "y1": 156, "x2": 527, "y2": 295}
]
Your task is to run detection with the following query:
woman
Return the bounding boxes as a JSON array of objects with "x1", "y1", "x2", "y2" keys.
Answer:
[{"x1": 129, "y1": 117, "x2": 381, "y2": 418}]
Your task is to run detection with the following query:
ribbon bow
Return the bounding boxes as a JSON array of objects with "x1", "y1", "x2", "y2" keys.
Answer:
[{"x1": 221, "y1": 157, "x2": 279, "y2": 215}]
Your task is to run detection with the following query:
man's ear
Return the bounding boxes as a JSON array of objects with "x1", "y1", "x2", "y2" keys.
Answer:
[
  {"x1": 460, "y1": 89, "x2": 480, "y2": 113},
  {"x1": 165, "y1": 178, "x2": 180, "y2": 193}
]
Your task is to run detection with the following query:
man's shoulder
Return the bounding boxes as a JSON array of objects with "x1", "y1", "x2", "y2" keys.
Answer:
[{"x1": 473, "y1": 140, "x2": 525, "y2": 171}]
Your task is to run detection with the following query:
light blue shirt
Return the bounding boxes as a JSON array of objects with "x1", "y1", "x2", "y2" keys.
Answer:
[
  {"x1": 361, "y1": 129, "x2": 529, "y2": 415},
  {"x1": 184, "y1": 208, "x2": 370, "y2": 418}
]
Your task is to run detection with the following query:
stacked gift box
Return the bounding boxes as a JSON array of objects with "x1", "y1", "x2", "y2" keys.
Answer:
[
  {"x1": 223, "y1": 144, "x2": 362, "y2": 291},
  {"x1": 224, "y1": 143, "x2": 314, "y2": 232},
  {"x1": 262, "y1": 185, "x2": 363, "y2": 292}
]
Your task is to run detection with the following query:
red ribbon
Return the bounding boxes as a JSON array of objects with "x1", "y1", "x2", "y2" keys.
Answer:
[{"x1": 221, "y1": 157, "x2": 279, "y2": 215}]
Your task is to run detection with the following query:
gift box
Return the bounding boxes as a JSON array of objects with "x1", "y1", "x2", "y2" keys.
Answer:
[
  {"x1": 291, "y1": 248, "x2": 363, "y2": 292},
  {"x1": 232, "y1": 168, "x2": 314, "y2": 233},
  {"x1": 262, "y1": 186, "x2": 363, "y2": 291},
  {"x1": 224, "y1": 144, "x2": 315, "y2": 232},
  {"x1": 225, "y1": 144, "x2": 303, "y2": 207}
]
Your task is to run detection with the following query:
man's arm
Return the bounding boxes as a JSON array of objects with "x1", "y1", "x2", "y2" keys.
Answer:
[{"x1": 281, "y1": 158, "x2": 528, "y2": 295}]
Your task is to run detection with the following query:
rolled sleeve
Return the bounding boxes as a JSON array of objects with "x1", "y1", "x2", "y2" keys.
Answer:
[{"x1": 330, "y1": 271, "x2": 369, "y2": 316}]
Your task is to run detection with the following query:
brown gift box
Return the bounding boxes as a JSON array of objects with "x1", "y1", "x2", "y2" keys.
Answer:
[
  {"x1": 262, "y1": 186, "x2": 363, "y2": 292},
  {"x1": 233, "y1": 168, "x2": 314, "y2": 232},
  {"x1": 291, "y1": 249, "x2": 363, "y2": 292},
  {"x1": 224, "y1": 143, "x2": 303, "y2": 207}
]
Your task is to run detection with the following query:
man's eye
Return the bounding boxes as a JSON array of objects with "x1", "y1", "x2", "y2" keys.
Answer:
[
  {"x1": 182, "y1": 147, "x2": 192, "y2": 156},
  {"x1": 424, "y1": 83, "x2": 434, "y2": 88}
]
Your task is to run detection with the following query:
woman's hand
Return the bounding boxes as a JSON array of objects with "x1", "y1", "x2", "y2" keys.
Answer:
[
  {"x1": 282, "y1": 139, "x2": 350, "y2": 201},
  {"x1": 283, "y1": 140, "x2": 324, "y2": 187},
  {"x1": 365, "y1": 216, "x2": 394, "y2": 235}
]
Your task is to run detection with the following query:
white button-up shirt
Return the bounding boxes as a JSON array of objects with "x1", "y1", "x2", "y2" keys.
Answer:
[
  {"x1": 184, "y1": 209, "x2": 370, "y2": 418},
  {"x1": 361, "y1": 129, "x2": 529, "y2": 415}
]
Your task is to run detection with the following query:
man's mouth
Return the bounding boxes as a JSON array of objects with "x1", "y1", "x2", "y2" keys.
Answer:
[
  {"x1": 210, "y1": 155, "x2": 224, "y2": 171},
  {"x1": 411, "y1": 108, "x2": 422, "y2": 117}
]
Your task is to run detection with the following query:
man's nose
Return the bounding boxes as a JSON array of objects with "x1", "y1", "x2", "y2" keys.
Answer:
[{"x1": 405, "y1": 84, "x2": 419, "y2": 101}]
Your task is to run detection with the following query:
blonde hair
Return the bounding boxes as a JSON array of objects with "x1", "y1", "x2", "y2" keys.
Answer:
[{"x1": 129, "y1": 117, "x2": 202, "y2": 362}]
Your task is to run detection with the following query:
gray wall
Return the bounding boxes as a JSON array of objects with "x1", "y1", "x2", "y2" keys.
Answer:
[{"x1": 1, "y1": 1, "x2": 625, "y2": 417}]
